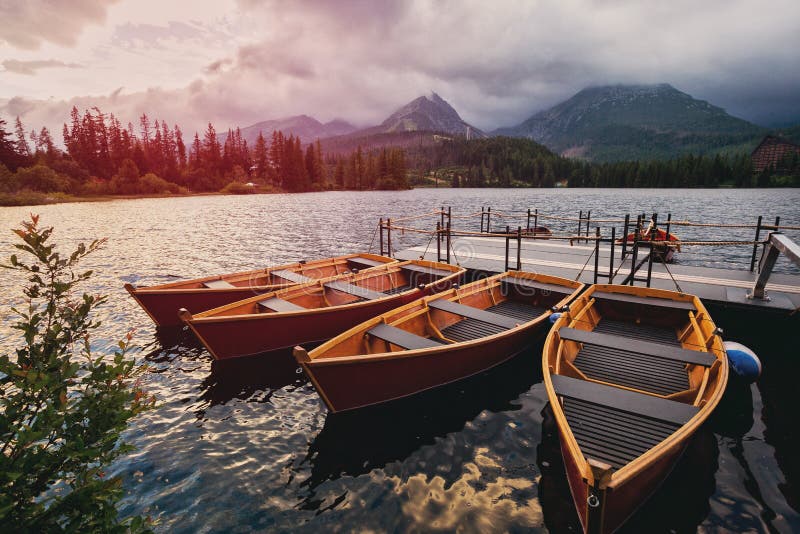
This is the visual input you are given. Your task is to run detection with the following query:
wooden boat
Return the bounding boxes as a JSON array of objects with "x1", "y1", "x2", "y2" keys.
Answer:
[
  {"x1": 618, "y1": 225, "x2": 680, "y2": 262},
  {"x1": 180, "y1": 260, "x2": 465, "y2": 360},
  {"x1": 295, "y1": 271, "x2": 583, "y2": 413},
  {"x1": 125, "y1": 253, "x2": 395, "y2": 327},
  {"x1": 542, "y1": 284, "x2": 728, "y2": 533}
]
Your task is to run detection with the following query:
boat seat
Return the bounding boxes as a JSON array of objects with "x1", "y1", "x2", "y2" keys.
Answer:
[
  {"x1": 428, "y1": 299, "x2": 519, "y2": 329},
  {"x1": 324, "y1": 280, "x2": 385, "y2": 300},
  {"x1": 591, "y1": 290, "x2": 696, "y2": 311},
  {"x1": 401, "y1": 264, "x2": 454, "y2": 277},
  {"x1": 383, "y1": 283, "x2": 413, "y2": 295},
  {"x1": 551, "y1": 375, "x2": 696, "y2": 469},
  {"x1": 499, "y1": 276, "x2": 573, "y2": 295},
  {"x1": 593, "y1": 318, "x2": 680, "y2": 346},
  {"x1": 551, "y1": 374, "x2": 699, "y2": 426},
  {"x1": 347, "y1": 256, "x2": 385, "y2": 268},
  {"x1": 257, "y1": 297, "x2": 306, "y2": 312},
  {"x1": 559, "y1": 327, "x2": 715, "y2": 367},
  {"x1": 203, "y1": 279, "x2": 235, "y2": 289},
  {"x1": 367, "y1": 323, "x2": 444, "y2": 350},
  {"x1": 271, "y1": 269, "x2": 314, "y2": 284}
]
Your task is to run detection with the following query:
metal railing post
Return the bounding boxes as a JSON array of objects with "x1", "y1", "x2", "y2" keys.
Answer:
[
  {"x1": 446, "y1": 220, "x2": 451, "y2": 264},
  {"x1": 578, "y1": 210, "x2": 583, "y2": 238},
  {"x1": 750, "y1": 215, "x2": 763, "y2": 272},
  {"x1": 504, "y1": 225, "x2": 510, "y2": 271},
  {"x1": 487, "y1": 207, "x2": 491, "y2": 233},
  {"x1": 585, "y1": 211, "x2": 592, "y2": 242},
  {"x1": 527, "y1": 209, "x2": 531, "y2": 233},
  {"x1": 516, "y1": 226, "x2": 522, "y2": 270},
  {"x1": 480, "y1": 207, "x2": 485, "y2": 233},
  {"x1": 593, "y1": 227, "x2": 600, "y2": 283},
  {"x1": 534, "y1": 209, "x2": 539, "y2": 235},
  {"x1": 387, "y1": 218, "x2": 392, "y2": 258},
  {"x1": 609, "y1": 226, "x2": 616, "y2": 283},
  {"x1": 379, "y1": 218, "x2": 384, "y2": 256},
  {"x1": 621, "y1": 214, "x2": 630, "y2": 259},
  {"x1": 436, "y1": 221, "x2": 442, "y2": 262}
]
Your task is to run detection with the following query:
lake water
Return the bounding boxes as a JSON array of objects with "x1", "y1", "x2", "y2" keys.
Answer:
[{"x1": 1, "y1": 188, "x2": 798, "y2": 532}]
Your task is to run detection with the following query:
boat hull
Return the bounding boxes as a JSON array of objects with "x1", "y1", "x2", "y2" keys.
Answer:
[
  {"x1": 186, "y1": 290, "x2": 426, "y2": 360},
  {"x1": 558, "y1": 413, "x2": 688, "y2": 533},
  {"x1": 126, "y1": 284, "x2": 274, "y2": 327},
  {"x1": 302, "y1": 319, "x2": 542, "y2": 412}
]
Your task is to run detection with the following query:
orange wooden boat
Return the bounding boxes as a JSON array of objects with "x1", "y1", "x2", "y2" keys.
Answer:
[
  {"x1": 180, "y1": 260, "x2": 465, "y2": 360},
  {"x1": 543, "y1": 284, "x2": 728, "y2": 533},
  {"x1": 294, "y1": 271, "x2": 584, "y2": 413},
  {"x1": 125, "y1": 253, "x2": 395, "y2": 327}
]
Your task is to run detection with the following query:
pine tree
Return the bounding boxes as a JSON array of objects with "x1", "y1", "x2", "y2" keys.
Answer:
[
  {"x1": 14, "y1": 117, "x2": 31, "y2": 159},
  {"x1": 253, "y1": 132, "x2": 268, "y2": 183}
]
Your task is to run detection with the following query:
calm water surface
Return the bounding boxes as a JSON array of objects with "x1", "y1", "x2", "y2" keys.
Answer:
[{"x1": 1, "y1": 188, "x2": 798, "y2": 533}]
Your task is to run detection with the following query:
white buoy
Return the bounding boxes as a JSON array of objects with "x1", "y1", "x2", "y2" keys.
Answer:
[{"x1": 723, "y1": 341, "x2": 762, "y2": 383}]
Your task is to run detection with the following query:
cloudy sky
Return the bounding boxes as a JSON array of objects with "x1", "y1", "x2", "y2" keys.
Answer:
[{"x1": 1, "y1": 0, "x2": 799, "y2": 138}]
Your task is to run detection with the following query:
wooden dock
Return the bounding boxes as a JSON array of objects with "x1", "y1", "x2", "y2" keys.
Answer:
[{"x1": 395, "y1": 235, "x2": 800, "y2": 314}]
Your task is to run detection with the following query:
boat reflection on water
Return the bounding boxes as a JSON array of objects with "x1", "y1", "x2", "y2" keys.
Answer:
[
  {"x1": 298, "y1": 344, "x2": 543, "y2": 494},
  {"x1": 141, "y1": 327, "x2": 308, "y2": 418},
  {"x1": 537, "y1": 403, "x2": 719, "y2": 533}
]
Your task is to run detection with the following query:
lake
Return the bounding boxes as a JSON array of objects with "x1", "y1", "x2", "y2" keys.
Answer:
[{"x1": 1, "y1": 188, "x2": 798, "y2": 532}]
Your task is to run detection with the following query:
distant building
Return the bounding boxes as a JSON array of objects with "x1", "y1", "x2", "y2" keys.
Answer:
[{"x1": 751, "y1": 135, "x2": 800, "y2": 173}]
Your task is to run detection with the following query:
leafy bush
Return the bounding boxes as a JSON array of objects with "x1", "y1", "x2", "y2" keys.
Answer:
[
  {"x1": 220, "y1": 181, "x2": 256, "y2": 194},
  {"x1": 138, "y1": 172, "x2": 177, "y2": 194},
  {"x1": 14, "y1": 165, "x2": 72, "y2": 193},
  {"x1": 0, "y1": 215, "x2": 153, "y2": 532}
]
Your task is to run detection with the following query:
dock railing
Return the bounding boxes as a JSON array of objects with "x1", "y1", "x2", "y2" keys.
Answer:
[{"x1": 376, "y1": 207, "x2": 799, "y2": 292}]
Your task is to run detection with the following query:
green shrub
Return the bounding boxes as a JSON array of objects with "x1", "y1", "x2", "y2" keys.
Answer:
[{"x1": 0, "y1": 215, "x2": 153, "y2": 532}]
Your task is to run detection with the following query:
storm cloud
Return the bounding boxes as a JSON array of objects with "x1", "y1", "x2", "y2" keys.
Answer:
[{"x1": 2, "y1": 0, "x2": 799, "y2": 139}]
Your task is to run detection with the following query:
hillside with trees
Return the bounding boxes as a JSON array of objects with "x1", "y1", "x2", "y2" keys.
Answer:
[{"x1": 0, "y1": 108, "x2": 410, "y2": 205}]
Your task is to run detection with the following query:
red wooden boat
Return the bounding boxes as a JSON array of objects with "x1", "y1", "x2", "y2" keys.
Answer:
[
  {"x1": 543, "y1": 284, "x2": 727, "y2": 533},
  {"x1": 618, "y1": 226, "x2": 680, "y2": 262},
  {"x1": 294, "y1": 271, "x2": 583, "y2": 413},
  {"x1": 179, "y1": 260, "x2": 465, "y2": 360},
  {"x1": 125, "y1": 253, "x2": 395, "y2": 327}
]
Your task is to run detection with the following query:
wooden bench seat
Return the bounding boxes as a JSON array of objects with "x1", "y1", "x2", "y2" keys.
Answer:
[
  {"x1": 559, "y1": 327, "x2": 715, "y2": 367},
  {"x1": 203, "y1": 279, "x2": 235, "y2": 289},
  {"x1": 550, "y1": 374, "x2": 699, "y2": 425},
  {"x1": 591, "y1": 290, "x2": 696, "y2": 311},
  {"x1": 271, "y1": 269, "x2": 314, "y2": 284},
  {"x1": 428, "y1": 299, "x2": 520, "y2": 329},
  {"x1": 257, "y1": 297, "x2": 306, "y2": 312},
  {"x1": 400, "y1": 264, "x2": 454, "y2": 277},
  {"x1": 347, "y1": 256, "x2": 385, "y2": 268},
  {"x1": 499, "y1": 276, "x2": 573, "y2": 295},
  {"x1": 324, "y1": 280, "x2": 386, "y2": 300},
  {"x1": 367, "y1": 324, "x2": 444, "y2": 350}
]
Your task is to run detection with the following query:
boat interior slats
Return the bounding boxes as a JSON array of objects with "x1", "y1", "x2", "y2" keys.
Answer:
[
  {"x1": 563, "y1": 397, "x2": 682, "y2": 470},
  {"x1": 499, "y1": 276, "x2": 573, "y2": 295},
  {"x1": 574, "y1": 345, "x2": 689, "y2": 395},
  {"x1": 559, "y1": 327, "x2": 716, "y2": 367},
  {"x1": 591, "y1": 290, "x2": 697, "y2": 311},
  {"x1": 550, "y1": 374, "x2": 699, "y2": 425},
  {"x1": 367, "y1": 324, "x2": 444, "y2": 350},
  {"x1": 203, "y1": 279, "x2": 235, "y2": 289},
  {"x1": 487, "y1": 301, "x2": 546, "y2": 322},
  {"x1": 401, "y1": 264, "x2": 455, "y2": 277},
  {"x1": 324, "y1": 280, "x2": 385, "y2": 300},
  {"x1": 382, "y1": 284, "x2": 413, "y2": 295},
  {"x1": 593, "y1": 318, "x2": 680, "y2": 346},
  {"x1": 429, "y1": 299, "x2": 520, "y2": 329},
  {"x1": 271, "y1": 269, "x2": 314, "y2": 284},
  {"x1": 347, "y1": 256, "x2": 385, "y2": 268},
  {"x1": 257, "y1": 297, "x2": 306, "y2": 312},
  {"x1": 439, "y1": 317, "x2": 507, "y2": 342}
]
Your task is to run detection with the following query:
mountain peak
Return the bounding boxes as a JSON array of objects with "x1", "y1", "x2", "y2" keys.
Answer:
[
  {"x1": 379, "y1": 93, "x2": 484, "y2": 137},
  {"x1": 494, "y1": 83, "x2": 762, "y2": 161}
]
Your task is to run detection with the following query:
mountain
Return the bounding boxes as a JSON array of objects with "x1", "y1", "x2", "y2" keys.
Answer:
[
  {"x1": 319, "y1": 92, "x2": 485, "y2": 154},
  {"x1": 226, "y1": 115, "x2": 357, "y2": 145},
  {"x1": 494, "y1": 84, "x2": 766, "y2": 161}
]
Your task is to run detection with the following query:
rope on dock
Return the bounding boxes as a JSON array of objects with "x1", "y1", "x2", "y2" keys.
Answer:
[{"x1": 390, "y1": 209, "x2": 445, "y2": 224}]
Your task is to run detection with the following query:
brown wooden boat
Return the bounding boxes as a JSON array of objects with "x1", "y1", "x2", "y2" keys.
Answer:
[
  {"x1": 295, "y1": 271, "x2": 584, "y2": 413},
  {"x1": 125, "y1": 253, "x2": 395, "y2": 327},
  {"x1": 542, "y1": 284, "x2": 728, "y2": 533},
  {"x1": 180, "y1": 260, "x2": 465, "y2": 360}
]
